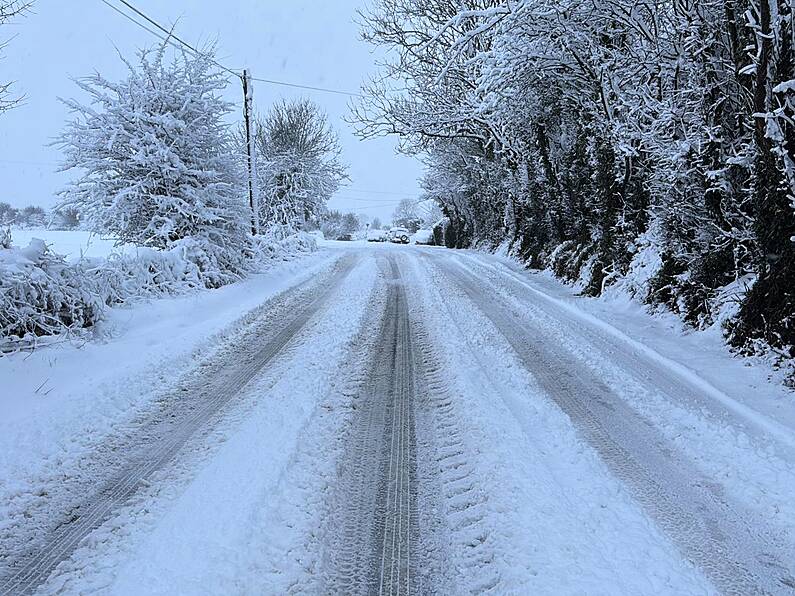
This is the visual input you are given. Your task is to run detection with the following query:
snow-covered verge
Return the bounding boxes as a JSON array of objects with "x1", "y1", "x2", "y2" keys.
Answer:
[
  {"x1": 0, "y1": 249, "x2": 342, "y2": 560},
  {"x1": 0, "y1": 230, "x2": 317, "y2": 352},
  {"x1": 484, "y1": 234, "x2": 795, "y2": 383}
]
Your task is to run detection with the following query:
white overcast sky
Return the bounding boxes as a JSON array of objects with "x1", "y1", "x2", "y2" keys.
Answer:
[{"x1": 0, "y1": 0, "x2": 422, "y2": 222}]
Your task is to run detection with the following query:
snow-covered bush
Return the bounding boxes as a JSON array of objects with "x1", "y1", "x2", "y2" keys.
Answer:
[
  {"x1": 55, "y1": 43, "x2": 251, "y2": 286},
  {"x1": 250, "y1": 229, "x2": 318, "y2": 262},
  {"x1": 0, "y1": 239, "x2": 104, "y2": 349},
  {"x1": 0, "y1": 232, "x2": 317, "y2": 352}
]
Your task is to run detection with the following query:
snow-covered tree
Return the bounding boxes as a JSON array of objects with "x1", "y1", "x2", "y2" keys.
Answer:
[
  {"x1": 419, "y1": 201, "x2": 443, "y2": 229},
  {"x1": 252, "y1": 99, "x2": 347, "y2": 234},
  {"x1": 354, "y1": 0, "x2": 795, "y2": 360},
  {"x1": 392, "y1": 199, "x2": 422, "y2": 232},
  {"x1": 52, "y1": 206, "x2": 80, "y2": 230},
  {"x1": 17, "y1": 205, "x2": 46, "y2": 228},
  {"x1": 56, "y1": 43, "x2": 250, "y2": 284},
  {"x1": 0, "y1": 201, "x2": 17, "y2": 226},
  {"x1": 320, "y1": 209, "x2": 360, "y2": 240}
]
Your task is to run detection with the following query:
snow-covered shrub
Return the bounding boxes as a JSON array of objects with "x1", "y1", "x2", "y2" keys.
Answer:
[
  {"x1": 250, "y1": 229, "x2": 317, "y2": 263},
  {"x1": 0, "y1": 231, "x2": 317, "y2": 352},
  {"x1": 55, "y1": 43, "x2": 251, "y2": 285},
  {"x1": 0, "y1": 239, "x2": 104, "y2": 349}
]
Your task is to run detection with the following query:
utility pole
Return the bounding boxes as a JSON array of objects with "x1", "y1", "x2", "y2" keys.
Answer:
[{"x1": 242, "y1": 69, "x2": 259, "y2": 235}]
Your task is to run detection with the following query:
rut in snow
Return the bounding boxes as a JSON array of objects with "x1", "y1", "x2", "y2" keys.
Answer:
[
  {"x1": 0, "y1": 256, "x2": 357, "y2": 596},
  {"x1": 324, "y1": 256, "x2": 421, "y2": 595},
  {"x1": 431, "y1": 254, "x2": 795, "y2": 596},
  {"x1": 324, "y1": 253, "x2": 501, "y2": 595}
]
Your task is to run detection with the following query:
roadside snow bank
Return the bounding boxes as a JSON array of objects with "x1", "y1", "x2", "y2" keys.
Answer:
[
  {"x1": 489, "y1": 232, "x2": 792, "y2": 380},
  {"x1": 0, "y1": 232, "x2": 317, "y2": 352}
]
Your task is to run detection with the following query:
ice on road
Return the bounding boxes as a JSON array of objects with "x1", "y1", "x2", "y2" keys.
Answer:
[{"x1": 2, "y1": 243, "x2": 795, "y2": 595}]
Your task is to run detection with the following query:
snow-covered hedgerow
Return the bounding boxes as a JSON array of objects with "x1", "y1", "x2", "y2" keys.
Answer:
[
  {"x1": 0, "y1": 232, "x2": 317, "y2": 352},
  {"x1": 355, "y1": 0, "x2": 795, "y2": 365},
  {"x1": 0, "y1": 239, "x2": 105, "y2": 350}
]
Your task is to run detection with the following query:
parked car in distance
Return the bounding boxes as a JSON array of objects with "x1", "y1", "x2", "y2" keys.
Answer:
[
  {"x1": 389, "y1": 227, "x2": 411, "y2": 244},
  {"x1": 411, "y1": 229, "x2": 434, "y2": 245},
  {"x1": 367, "y1": 229, "x2": 388, "y2": 242},
  {"x1": 336, "y1": 233, "x2": 354, "y2": 241}
]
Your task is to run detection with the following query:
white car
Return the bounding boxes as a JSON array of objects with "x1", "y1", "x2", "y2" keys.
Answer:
[
  {"x1": 411, "y1": 229, "x2": 434, "y2": 245},
  {"x1": 389, "y1": 227, "x2": 411, "y2": 244}
]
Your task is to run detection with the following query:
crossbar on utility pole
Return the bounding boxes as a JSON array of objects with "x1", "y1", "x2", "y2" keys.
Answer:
[{"x1": 242, "y1": 69, "x2": 260, "y2": 235}]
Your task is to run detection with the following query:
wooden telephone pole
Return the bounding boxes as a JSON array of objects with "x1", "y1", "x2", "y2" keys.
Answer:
[{"x1": 242, "y1": 70, "x2": 259, "y2": 235}]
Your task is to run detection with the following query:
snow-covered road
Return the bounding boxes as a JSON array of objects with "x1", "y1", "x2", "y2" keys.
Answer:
[{"x1": 2, "y1": 244, "x2": 795, "y2": 595}]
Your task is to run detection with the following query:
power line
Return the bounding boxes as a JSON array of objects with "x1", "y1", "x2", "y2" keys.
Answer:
[
  {"x1": 331, "y1": 196, "x2": 405, "y2": 203},
  {"x1": 115, "y1": 0, "x2": 204, "y2": 56},
  {"x1": 249, "y1": 76, "x2": 360, "y2": 98},
  {"x1": 100, "y1": 0, "x2": 362, "y2": 96},
  {"x1": 345, "y1": 204, "x2": 401, "y2": 211},
  {"x1": 98, "y1": 0, "x2": 186, "y2": 57},
  {"x1": 113, "y1": 0, "x2": 240, "y2": 78}
]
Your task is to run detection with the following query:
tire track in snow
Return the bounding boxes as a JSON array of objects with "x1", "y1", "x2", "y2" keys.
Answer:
[
  {"x1": 324, "y1": 252, "x2": 501, "y2": 595},
  {"x1": 0, "y1": 255, "x2": 358, "y2": 595},
  {"x1": 457, "y1": 251, "x2": 795, "y2": 454},
  {"x1": 432, "y1": 255, "x2": 795, "y2": 596},
  {"x1": 409, "y1": 326, "x2": 502, "y2": 595},
  {"x1": 324, "y1": 255, "x2": 419, "y2": 595},
  {"x1": 401, "y1": 253, "x2": 503, "y2": 595}
]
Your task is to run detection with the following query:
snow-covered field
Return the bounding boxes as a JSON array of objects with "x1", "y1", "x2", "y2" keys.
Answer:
[
  {"x1": 1, "y1": 242, "x2": 794, "y2": 595},
  {"x1": 7, "y1": 229, "x2": 133, "y2": 260}
]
